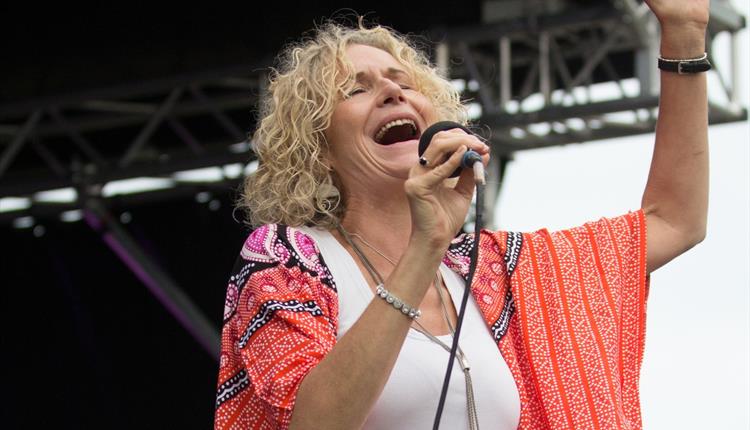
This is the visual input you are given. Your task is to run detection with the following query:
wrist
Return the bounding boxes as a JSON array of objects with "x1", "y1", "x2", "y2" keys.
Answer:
[
  {"x1": 408, "y1": 230, "x2": 452, "y2": 258},
  {"x1": 660, "y1": 24, "x2": 707, "y2": 59},
  {"x1": 385, "y1": 239, "x2": 444, "y2": 303}
]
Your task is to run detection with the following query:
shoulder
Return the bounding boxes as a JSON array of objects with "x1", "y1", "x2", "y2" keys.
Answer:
[
  {"x1": 216, "y1": 225, "x2": 339, "y2": 428},
  {"x1": 239, "y1": 224, "x2": 329, "y2": 275},
  {"x1": 223, "y1": 223, "x2": 336, "y2": 323}
]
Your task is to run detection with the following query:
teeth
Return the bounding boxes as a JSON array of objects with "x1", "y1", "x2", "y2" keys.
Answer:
[{"x1": 375, "y1": 119, "x2": 417, "y2": 142}]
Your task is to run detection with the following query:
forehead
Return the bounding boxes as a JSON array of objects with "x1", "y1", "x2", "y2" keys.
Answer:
[{"x1": 345, "y1": 44, "x2": 407, "y2": 79}]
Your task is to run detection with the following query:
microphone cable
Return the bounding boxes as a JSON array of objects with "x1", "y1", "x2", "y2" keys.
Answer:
[
  {"x1": 417, "y1": 121, "x2": 487, "y2": 429},
  {"x1": 432, "y1": 175, "x2": 484, "y2": 430}
]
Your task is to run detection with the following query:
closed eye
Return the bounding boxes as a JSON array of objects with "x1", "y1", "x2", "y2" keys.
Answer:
[{"x1": 347, "y1": 87, "x2": 367, "y2": 97}]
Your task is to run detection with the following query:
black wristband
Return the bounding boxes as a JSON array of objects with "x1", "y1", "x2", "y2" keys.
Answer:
[{"x1": 658, "y1": 53, "x2": 712, "y2": 74}]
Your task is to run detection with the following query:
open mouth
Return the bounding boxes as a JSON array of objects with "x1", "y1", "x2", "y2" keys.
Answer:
[{"x1": 374, "y1": 118, "x2": 420, "y2": 145}]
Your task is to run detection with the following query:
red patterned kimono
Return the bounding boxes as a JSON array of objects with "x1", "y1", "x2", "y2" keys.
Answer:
[{"x1": 214, "y1": 210, "x2": 648, "y2": 429}]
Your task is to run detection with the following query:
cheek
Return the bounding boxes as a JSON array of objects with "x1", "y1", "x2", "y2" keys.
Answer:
[
  {"x1": 413, "y1": 95, "x2": 440, "y2": 123},
  {"x1": 328, "y1": 100, "x2": 371, "y2": 141},
  {"x1": 326, "y1": 108, "x2": 353, "y2": 149},
  {"x1": 326, "y1": 116, "x2": 366, "y2": 168}
]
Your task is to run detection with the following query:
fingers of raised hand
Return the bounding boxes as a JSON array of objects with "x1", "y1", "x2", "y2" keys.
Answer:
[{"x1": 644, "y1": 0, "x2": 710, "y2": 27}]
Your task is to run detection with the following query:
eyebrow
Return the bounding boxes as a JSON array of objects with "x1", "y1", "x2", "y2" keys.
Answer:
[{"x1": 355, "y1": 67, "x2": 410, "y2": 82}]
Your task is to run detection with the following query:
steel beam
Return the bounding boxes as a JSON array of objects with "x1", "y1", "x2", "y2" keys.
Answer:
[
  {"x1": 82, "y1": 195, "x2": 220, "y2": 361},
  {"x1": 48, "y1": 107, "x2": 107, "y2": 167},
  {"x1": 167, "y1": 117, "x2": 206, "y2": 155},
  {"x1": 488, "y1": 103, "x2": 746, "y2": 154},
  {"x1": 0, "y1": 62, "x2": 268, "y2": 118},
  {"x1": 615, "y1": 0, "x2": 651, "y2": 47},
  {"x1": 0, "y1": 110, "x2": 42, "y2": 178},
  {"x1": 440, "y1": 5, "x2": 620, "y2": 44},
  {"x1": 499, "y1": 37, "x2": 511, "y2": 108},
  {"x1": 0, "y1": 93, "x2": 253, "y2": 140},
  {"x1": 188, "y1": 85, "x2": 246, "y2": 142},
  {"x1": 709, "y1": 0, "x2": 747, "y2": 33},
  {"x1": 539, "y1": 32, "x2": 552, "y2": 105},
  {"x1": 0, "y1": 146, "x2": 252, "y2": 197},
  {"x1": 0, "y1": 1, "x2": 745, "y2": 208},
  {"x1": 31, "y1": 139, "x2": 68, "y2": 177},
  {"x1": 569, "y1": 24, "x2": 625, "y2": 89},
  {"x1": 0, "y1": 179, "x2": 242, "y2": 223},
  {"x1": 119, "y1": 87, "x2": 184, "y2": 168},
  {"x1": 482, "y1": 96, "x2": 660, "y2": 127},
  {"x1": 436, "y1": 43, "x2": 449, "y2": 78}
]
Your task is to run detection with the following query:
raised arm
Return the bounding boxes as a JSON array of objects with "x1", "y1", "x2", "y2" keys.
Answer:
[{"x1": 641, "y1": 0, "x2": 710, "y2": 273}]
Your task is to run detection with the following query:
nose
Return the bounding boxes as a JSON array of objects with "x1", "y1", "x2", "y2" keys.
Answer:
[{"x1": 377, "y1": 79, "x2": 406, "y2": 107}]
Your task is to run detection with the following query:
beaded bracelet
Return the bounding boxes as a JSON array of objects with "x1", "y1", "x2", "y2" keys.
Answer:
[{"x1": 375, "y1": 284, "x2": 422, "y2": 319}]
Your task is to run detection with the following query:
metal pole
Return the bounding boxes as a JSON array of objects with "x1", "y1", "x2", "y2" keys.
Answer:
[
  {"x1": 635, "y1": 16, "x2": 660, "y2": 97},
  {"x1": 730, "y1": 31, "x2": 741, "y2": 112},
  {"x1": 436, "y1": 42, "x2": 449, "y2": 78},
  {"x1": 499, "y1": 37, "x2": 511, "y2": 111},
  {"x1": 82, "y1": 195, "x2": 220, "y2": 361},
  {"x1": 0, "y1": 110, "x2": 42, "y2": 178},
  {"x1": 539, "y1": 32, "x2": 552, "y2": 105},
  {"x1": 119, "y1": 87, "x2": 184, "y2": 168}
]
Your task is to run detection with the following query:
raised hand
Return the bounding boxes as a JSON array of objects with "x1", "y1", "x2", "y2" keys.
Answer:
[
  {"x1": 644, "y1": 0, "x2": 710, "y2": 28},
  {"x1": 644, "y1": 0, "x2": 709, "y2": 58}
]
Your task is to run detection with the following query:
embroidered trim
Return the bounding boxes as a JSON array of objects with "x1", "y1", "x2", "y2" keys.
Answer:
[
  {"x1": 238, "y1": 299, "x2": 323, "y2": 348},
  {"x1": 489, "y1": 231, "x2": 523, "y2": 342},
  {"x1": 215, "y1": 369, "x2": 250, "y2": 408},
  {"x1": 504, "y1": 231, "x2": 522, "y2": 276},
  {"x1": 490, "y1": 288, "x2": 515, "y2": 341}
]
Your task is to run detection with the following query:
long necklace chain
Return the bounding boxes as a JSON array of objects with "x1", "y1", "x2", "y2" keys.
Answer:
[
  {"x1": 344, "y1": 231, "x2": 458, "y2": 337},
  {"x1": 336, "y1": 224, "x2": 480, "y2": 430},
  {"x1": 348, "y1": 233, "x2": 462, "y2": 345},
  {"x1": 346, "y1": 232, "x2": 398, "y2": 266}
]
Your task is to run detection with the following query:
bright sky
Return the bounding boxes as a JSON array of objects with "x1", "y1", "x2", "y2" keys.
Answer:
[{"x1": 495, "y1": 2, "x2": 750, "y2": 428}]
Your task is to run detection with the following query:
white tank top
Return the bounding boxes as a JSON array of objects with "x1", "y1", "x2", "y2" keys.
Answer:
[{"x1": 300, "y1": 227, "x2": 521, "y2": 430}]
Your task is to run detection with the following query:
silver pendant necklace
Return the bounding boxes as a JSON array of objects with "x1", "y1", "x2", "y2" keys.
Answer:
[{"x1": 336, "y1": 224, "x2": 480, "y2": 430}]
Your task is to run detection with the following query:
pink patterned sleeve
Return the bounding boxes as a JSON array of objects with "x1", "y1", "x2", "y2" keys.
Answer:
[{"x1": 214, "y1": 224, "x2": 339, "y2": 430}]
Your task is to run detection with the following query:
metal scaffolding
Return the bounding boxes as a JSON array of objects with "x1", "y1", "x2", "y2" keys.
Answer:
[
  {"x1": 0, "y1": 1, "x2": 745, "y2": 205},
  {"x1": 436, "y1": 0, "x2": 746, "y2": 224},
  {"x1": 1, "y1": 0, "x2": 746, "y2": 359}
]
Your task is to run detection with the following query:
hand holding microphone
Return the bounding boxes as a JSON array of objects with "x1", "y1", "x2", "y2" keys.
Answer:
[
  {"x1": 404, "y1": 120, "x2": 489, "y2": 243},
  {"x1": 417, "y1": 121, "x2": 487, "y2": 185}
]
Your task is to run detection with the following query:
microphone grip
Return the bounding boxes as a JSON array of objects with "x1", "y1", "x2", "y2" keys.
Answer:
[
  {"x1": 461, "y1": 150, "x2": 482, "y2": 169},
  {"x1": 461, "y1": 150, "x2": 485, "y2": 185}
]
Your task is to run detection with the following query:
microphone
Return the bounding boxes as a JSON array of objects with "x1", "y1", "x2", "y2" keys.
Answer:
[{"x1": 418, "y1": 121, "x2": 485, "y2": 184}]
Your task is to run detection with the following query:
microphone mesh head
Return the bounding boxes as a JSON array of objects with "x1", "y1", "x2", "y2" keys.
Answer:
[
  {"x1": 417, "y1": 121, "x2": 474, "y2": 178},
  {"x1": 417, "y1": 121, "x2": 470, "y2": 156}
]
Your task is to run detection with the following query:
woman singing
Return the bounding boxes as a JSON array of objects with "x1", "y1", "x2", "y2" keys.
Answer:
[{"x1": 215, "y1": 1, "x2": 710, "y2": 428}]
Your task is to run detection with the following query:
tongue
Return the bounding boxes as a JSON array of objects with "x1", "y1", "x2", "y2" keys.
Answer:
[{"x1": 378, "y1": 124, "x2": 417, "y2": 145}]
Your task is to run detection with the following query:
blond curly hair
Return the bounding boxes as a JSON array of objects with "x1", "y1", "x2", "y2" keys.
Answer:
[{"x1": 238, "y1": 19, "x2": 467, "y2": 229}]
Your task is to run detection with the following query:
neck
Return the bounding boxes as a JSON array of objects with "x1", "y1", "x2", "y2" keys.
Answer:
[{"x1": 336, "y1": 184, "x2": 413, "y2": 263}]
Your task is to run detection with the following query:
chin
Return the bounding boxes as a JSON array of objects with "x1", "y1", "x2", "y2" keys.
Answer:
[{"x1": 383, "y1": 156, "x2": 419, "y2": 180}]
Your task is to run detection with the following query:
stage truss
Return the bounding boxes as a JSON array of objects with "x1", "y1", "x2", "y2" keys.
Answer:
[{"x1": 1, "y1": 0, "x2": 745, "y2": 358}]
